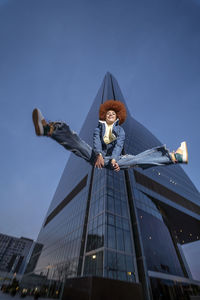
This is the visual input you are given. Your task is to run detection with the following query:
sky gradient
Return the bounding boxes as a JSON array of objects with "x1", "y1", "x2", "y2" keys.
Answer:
[{"x1": 0, "y1": 0, "x2": 200, "y2": 280}]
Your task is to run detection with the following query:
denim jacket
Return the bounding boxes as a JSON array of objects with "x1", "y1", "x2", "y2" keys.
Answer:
[{"x1": 93, "y1": 119, "x2": 125, "y2": 161}]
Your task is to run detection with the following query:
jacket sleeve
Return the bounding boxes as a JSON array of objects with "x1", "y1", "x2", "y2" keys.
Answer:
[
  {"x1": 93, "y1": 126, "x2": 103, "y2": 156},
  {"x1": 111, "y1": 127, "x2": 125, "y2": 161}
]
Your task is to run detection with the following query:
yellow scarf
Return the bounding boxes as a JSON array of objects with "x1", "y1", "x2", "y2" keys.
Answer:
[{"x1": 103, "y1": 123, "x2": 116, "y2": 144}]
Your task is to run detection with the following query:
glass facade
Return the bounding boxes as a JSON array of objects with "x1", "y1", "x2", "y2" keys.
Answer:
[
  {"x1": 22, "y1": 73, "x2": 200, "y2": 299},
  {"x1": 137, "y1": 206, "x2": 184, "y2": 276},
  {"x1": 83, "y1": 168, "x2": 136, "y2": 282},
  {"x1": 150, "y1": 278, "x2": 200, "y2": 300}
]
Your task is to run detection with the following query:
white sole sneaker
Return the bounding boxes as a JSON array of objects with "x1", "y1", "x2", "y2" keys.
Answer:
[
  {"x1": 180, "y1": 141, "x2": 188, "y2": 163},
  {"x1": 32, "y1": 108, "x2": 45, "y2": 136}
]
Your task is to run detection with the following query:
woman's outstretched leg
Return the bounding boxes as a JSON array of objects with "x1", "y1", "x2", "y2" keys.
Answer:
[
  {"x1": 32, "y1": 108, "x2": 95, "y2": 163},
  {"x1": 117, "y1": 143, "x2": 188, "y2": 170}
]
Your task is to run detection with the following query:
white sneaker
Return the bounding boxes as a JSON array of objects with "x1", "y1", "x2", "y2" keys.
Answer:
[{"x1": 175, "y1": 141, "x2": 188, "y2": 164}]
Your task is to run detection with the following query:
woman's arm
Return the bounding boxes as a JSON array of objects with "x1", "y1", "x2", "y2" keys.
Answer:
[
  {"x1": 111, "y1": 127, "x2": 125, "y2": 161},
  {"x1": 93, "y1": 126, "x2": 103, "y2": 156},
  {"x1": 93, "y1": 126, "x2": 104, "y2": 168}
]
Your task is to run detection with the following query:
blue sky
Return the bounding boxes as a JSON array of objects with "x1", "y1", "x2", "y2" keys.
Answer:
[{"x1": 0, "y1": 0, "x2": 200, "y2": 279}]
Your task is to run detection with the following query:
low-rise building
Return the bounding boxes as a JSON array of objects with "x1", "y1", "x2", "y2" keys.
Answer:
[{"x1": 0, "y1": 233, "x2": 33, "y2": 276}]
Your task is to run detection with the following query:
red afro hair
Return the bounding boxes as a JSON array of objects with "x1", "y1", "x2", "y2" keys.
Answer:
[{"x1": 99, "y1": 100, "x2": 127, "y2": 125}]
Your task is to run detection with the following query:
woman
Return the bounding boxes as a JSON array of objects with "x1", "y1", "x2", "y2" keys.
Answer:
[{"x1": 32, "y1": 100, "x2": 188, "y2": 172}]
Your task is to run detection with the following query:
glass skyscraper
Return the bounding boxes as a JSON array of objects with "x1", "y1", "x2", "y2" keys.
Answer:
[{"x1": 23, "y1": 73, "x2": 200, "y2": 299}]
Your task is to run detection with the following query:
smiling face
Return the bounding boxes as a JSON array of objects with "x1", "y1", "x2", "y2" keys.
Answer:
[{"x1": 105, "y1": 110, "x2": 117, "y2": 125}]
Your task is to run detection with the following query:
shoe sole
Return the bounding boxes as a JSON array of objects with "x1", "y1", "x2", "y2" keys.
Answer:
[
  {"x1": 181, "y1": 141, "x2": 188, "y2": 163},
  {"x1": 32, "y1": 108, "x2": 44, "y2": 136}
]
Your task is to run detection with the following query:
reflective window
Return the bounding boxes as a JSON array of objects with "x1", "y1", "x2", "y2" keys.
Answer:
[
  {"x1": 104, "y1": 250, "x2": 135, "y2": 282},
  {"x1": 84, "y1": 251, "x2": 103, "y2": 276},
  {"x1": 138, "y1": 208, "x2": 184, "y2": 276}
]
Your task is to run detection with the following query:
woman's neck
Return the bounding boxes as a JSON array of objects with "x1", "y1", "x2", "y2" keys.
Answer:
[{"x1": 106, "y1": 120, "x2": 115, "y2": 126}]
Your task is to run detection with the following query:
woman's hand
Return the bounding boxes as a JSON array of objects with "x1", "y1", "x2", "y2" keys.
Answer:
[
  {"x1": 95, "y1": 154, "x2": 105, "y2": 169},
  {"x1": 111, "y1": 159, "x2": 120, "y2": 172}
]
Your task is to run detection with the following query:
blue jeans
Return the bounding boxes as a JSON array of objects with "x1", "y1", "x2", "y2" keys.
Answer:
[{"x1": 51, "y1": 122, "x2": 173, "y2": 170}]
